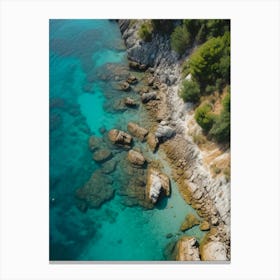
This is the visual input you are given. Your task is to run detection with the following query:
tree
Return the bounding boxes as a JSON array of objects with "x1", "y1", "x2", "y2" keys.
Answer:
[
  {"x1": 194, "y1": 103, "x2": 215, "y2": 131},
  {"x1": 171, "y1": 25, "x2": 191, "y2": 55},
  {"x1": 138, "y1": 23, "x2": 153, "y2": 42},
  {"x1": 180, "y1": 79, "x2": 200, "y2": 103}
]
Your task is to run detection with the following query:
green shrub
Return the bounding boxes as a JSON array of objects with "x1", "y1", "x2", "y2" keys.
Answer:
[
  {"x1": 180, "y1": 80, "x2": 200, "y2": 103},
  {"x1": 209, "y1": 93, "x2": 230, "y2": 142},
  {"x1": 171, "y1": 25, "x2": 191, "y2": 55},
  {"x1": 194, "y1": 103, "x2": 215, "y2": 131},
  {"x1": 138, "y1": 23, "x2": 153, "y2": 42},
  {"x1": 189, "y1": 32, "x2": 230, "y2": 89}
]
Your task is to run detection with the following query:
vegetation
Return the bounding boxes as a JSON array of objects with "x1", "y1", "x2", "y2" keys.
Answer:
[
  {"x1": 151, "y1": 20, "x2": 175, "y2": 34},
  {"x1": 138, "y1": 22, "x2": 153, "y2": 42},
  {"x1": 209, "y1": 92, "x2": 230, "y2": 142},
  {"x1": 179, "y1": 80, "x2": 200, "y2": 103},
  {"x1": 194, "y1": 103, "x2": 215, "y2": 132},
  {"x1": 170, "y1": 25, "x2": 192, "y2": 55}
]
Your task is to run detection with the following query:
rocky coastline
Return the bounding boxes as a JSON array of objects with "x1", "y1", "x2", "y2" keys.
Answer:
[{"x1": 118, "y1": 19, "x2": 231, "y2": 261}]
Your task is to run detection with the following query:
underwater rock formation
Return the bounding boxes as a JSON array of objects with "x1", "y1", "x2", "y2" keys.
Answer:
[{"x1": 127, "y1": 149, "x2": 146, "y2": 166}]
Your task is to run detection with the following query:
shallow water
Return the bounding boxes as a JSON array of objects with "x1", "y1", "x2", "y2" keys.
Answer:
[{"x1": 49, "y1": 19, "x2": 206, "y2": 261}]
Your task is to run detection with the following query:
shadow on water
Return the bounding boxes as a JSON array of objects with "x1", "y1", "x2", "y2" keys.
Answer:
[{"x1": 155, "y1": 195, "x2": 168, "y2": 210}]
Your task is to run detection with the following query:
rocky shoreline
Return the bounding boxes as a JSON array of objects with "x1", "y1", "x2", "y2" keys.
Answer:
[{"x1": 118, "y1": 19, "x2": 231, "y2": 261}]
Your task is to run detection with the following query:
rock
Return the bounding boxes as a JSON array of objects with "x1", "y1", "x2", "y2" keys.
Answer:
[
  {"x1": 101, "y1": 159, "x2": 117, "y2": 174},
  {"x1": 146, "y1": 167, "x2": 170, "y2": 204},
  {"x1": 139, "y1": 86, "x2": 149, "y2": 94},
  {"x1": 128, "y1": 60, "x2": 147, "y2": 71},
  {"x1": 119, "y1": 81, "x2": 131, "y2": 91},
  {"x1": 124, "y1": 97, "x2": 137, "y2": 107},
  {"x1": 99, "y1": 126, "x2": 107, "y2": 134},
  {"x1": 163, "y1": 241, "x2": 177, "y2": 260},
  {"x1": 127, "y1": 150, "x2": 146, "y2": 166},
  {"x1": 155, "y1": 125, "x2": 175, "y2": 140},
  {"x1": 92, "y1": 149, "x2": 112, "y2": 163},
  {"x1": 200, "y1": 220, "x2": 210, "y2": 231},
  {"x1": 127, "y1": 122, "x2": 149, "y2": 142},
  {"x1": 126, "y1": 74, "x2": 138, "y2": 84},
  {"x1": 180, "y1": 213, "x2": 200, "y2": 232},
  {"x1": 147, "y1": 76, "x2": 155, "y2": 86},
  {"x1": 75, "y1": 170, "x2": 114, "y2": 209},
  {"x1": 141, "y1": 91, "x2": 157, "y2": 103},
  {"x1": 108, "y1": 129, "x2": 133, "y2": 146},
  {"x1": 147, "y1": 133, "x2": 159, "y2": 152},
  {"x1": 175, "y1": 236, "x2": 200, "y2": 261},
  {"x1": 166, "y1": 233, "x2": 173, "y2": 239},
  {"x1": 201, "y1": 241, "x2": 227, "y2": 261},
  {"x1": 88, "y1": 135, "x2": 101, "y2": 152}
]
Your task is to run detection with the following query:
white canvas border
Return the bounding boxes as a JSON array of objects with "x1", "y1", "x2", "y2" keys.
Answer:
[{"x1": 0, "y1": 0, "x2": 279, "y2": 279}]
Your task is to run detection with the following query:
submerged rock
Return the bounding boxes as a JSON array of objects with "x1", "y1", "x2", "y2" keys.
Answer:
[
  {"x1": 175, "y1": 236, "x2": 200, "y2": 261},
  {"x1": 92, "y1": 148, "x2": 112, "y2": 163},
  {"x1": 127, "y1": 149, "x2": 146, "y2": 166},
  {"x1": 119, "y1": 81, "x2": 131, "y2": 91},
  {"x1": 146, "y1": 167, "x2": 170, "y2": 204},
  {"x1": 108, "y1": 129, "x2": 133, "y2": 147},
  {"x1": 101, "y1": 159, "x2": 117, "y2": 174},
  {"x1": 75, "y1": 170, "x2": 114, "y2": 209},
  {"x1": 124, "y1": 97, "x2": 138, "y2": 107},
  {"x1": 88, "y1": 135, "x2": 101, "y2": 152},
  {"x1": 127, "y1": 122, "x2": 149, "y2": 142},
  {"x1": 200, "y1": 241, "x2": 227, "y2": 261},
  {"x1": 180, "y1": 213, "x2": 200, "y2": 232}
]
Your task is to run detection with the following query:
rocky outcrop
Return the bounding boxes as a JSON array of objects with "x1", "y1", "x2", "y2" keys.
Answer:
[
  {"x1": 141, "y1": 91, "x2": 158, "y2": 103},
  {"x1": 92, "y1": 148, "x2": 112, "y2": 163},
  {"x1": 127, "y1": 149, "x2": 146, "y2": 166},
  {"x1": 155, "y1": 123, "x2": 175, "y2": 141},
  {"x1": 200, "y1": 241, "x2": 227, "y2": 261},
  {"x1": 119, "y1": 19, "x2": 230, "y2": 260},
  {"x1": 200, "y1": 220, "x2": 210, "y2": 231},
  {"x1": 147, "y1": 133, "x2": 159, "y2": 152},
  {"x1": 101, "y1": 159, "x2": 117, "y2": 174},
  {"x1": 146, "y1": 167, "x2": 170, "y2": 203},
  {"x1": 180, "y1": 213, "x2": 200, "y2": 232},
  {"x1": 75, "y1": 170, "x2": 114, "y2": 209},
  {"x1": 108, "y1": 129, "x2": 133, "y2": 147},
  {"x1": 175, "y1": 236, "x2": 200, "y2": 261},
  {"x1": 127, "y1": 122, "x2": 148, "y2": 142}
]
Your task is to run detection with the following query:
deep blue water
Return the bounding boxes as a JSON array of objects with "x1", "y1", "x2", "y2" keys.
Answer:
[{"x1": 49, "y1": 19, "x2": 205, "y2": 261}]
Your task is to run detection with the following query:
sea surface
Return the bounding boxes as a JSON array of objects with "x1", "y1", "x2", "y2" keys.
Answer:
[{"x1": 49, "y1": 19, "x2": 206, "y2": 261}]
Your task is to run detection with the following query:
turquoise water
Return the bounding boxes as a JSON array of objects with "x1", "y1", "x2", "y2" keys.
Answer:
[{"x1": 49, "y1": 19, "x2": 206, "y2": 261}]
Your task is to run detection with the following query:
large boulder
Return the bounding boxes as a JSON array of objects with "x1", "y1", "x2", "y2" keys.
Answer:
[
  {"x1": 146, "y1": 167, "x2": 170, "y2": 204},
  {"x1": 180, "y1": 213, "x2": 200, "y2": 232},
  {"x1": 75, "y1": 170, "x2": 114, "y2": 209},
  {"x1": 127, "y1": 149, "x2": 146, "y2": 166},
  {"x1": 200, "y1": 241, "x2": 227, "y2": 261},
  {"x1": 126, "y1": 74, "x2": 138, "y2": 84},
  {"x1": 175, "y1": 236, "x2": 200, "y2": 261},
  {"x1": 147, "y1": 133, "x2": 159, "y2": 152},
  {"x1": 141, "y1": 91, "x2": 157, "y2": 103},
  {"x1": 155, "y1": 124, "x2": 175, "y2": 140},
  {"x1": 127, "y1": 122, "x2": 149, "y2": 142},
  {"x1": 92, "y1": 148, "x2": 112, "y2": 163},
  {"x1": 108, "y1": 129, "x2": 133, "y2": 146},
  {"x1": 200, "y1": 220, "x2": 210, "y2": 231}
]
